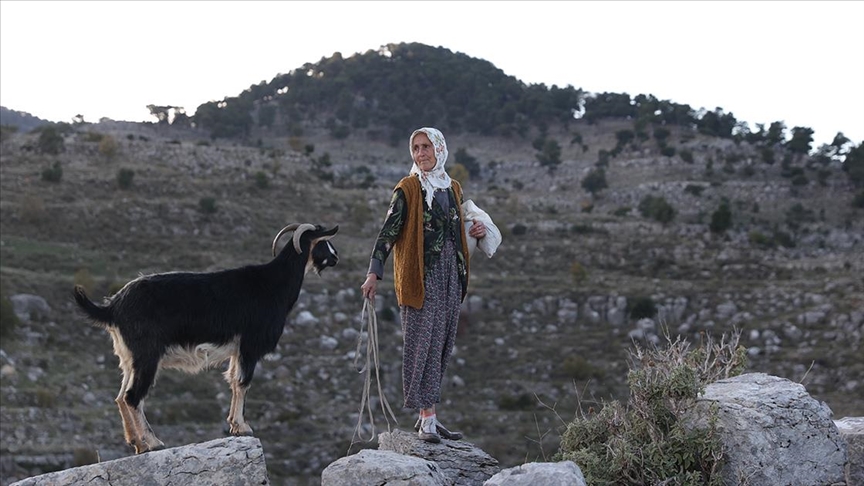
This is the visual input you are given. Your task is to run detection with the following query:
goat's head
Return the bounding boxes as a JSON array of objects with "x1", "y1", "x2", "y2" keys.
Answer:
[{"x1": 272, "y1": 223, "x2": 339, "y2": 275}]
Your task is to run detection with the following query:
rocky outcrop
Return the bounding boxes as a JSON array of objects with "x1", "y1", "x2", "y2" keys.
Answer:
[
  {"x1": 835, "y1": 416, "x2": 864, "y2": 486},
  {"x1": 378, "y1": 429, "x2": 500, "y2": 485},
  {"x1": 321, "y1": 449, "x2": 448, "y2": 486},
  {"x1": 9, "y1": 437, "x2": 268, "y2": 486},
  {"x1": 692, "y1": 373, "x2": 846, "y2": 486},
  {"x1": 483, "y1": 460, "x2": 585, "y2": 486}
]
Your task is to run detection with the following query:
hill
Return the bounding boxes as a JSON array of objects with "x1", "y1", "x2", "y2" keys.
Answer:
[{"x1": 1, "y1": 44, "x2": 862, "y2": 485}]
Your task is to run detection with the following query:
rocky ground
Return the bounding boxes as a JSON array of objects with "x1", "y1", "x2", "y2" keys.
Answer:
[{"x1": 1, "y1": 119, "x2": 861, "y2": 485}]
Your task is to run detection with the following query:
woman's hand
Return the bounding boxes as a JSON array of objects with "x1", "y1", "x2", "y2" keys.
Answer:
[
  {"x1": 361, "y1": 273, "x2": 378, "y2": 301},
  {"x1": 469, "y1": 219, "x2": 487, "y2": 239}
]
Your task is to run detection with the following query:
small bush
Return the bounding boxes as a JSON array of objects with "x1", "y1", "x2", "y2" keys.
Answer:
[
  {"x1": 570, "y1": 261, "x2": 589, "y2": 284},
  {"x1": 511, "y1": 223, "x2": 527, "y2": 236},
  {"x1": 853, "y1": 191, "x2": 864, "y2": 209},
  {"x1": 198, "y1": 197, "x2": 218, "y2": 214},
  {"x1": 613, "y1": 206, "x2": 631, "y2": 217},
  {"x1": 709, "y1": 201, "x2": 733, "y2": 234},
  {"x1": 627, "y1": 296, "x2": 657, "y2": 320},
  {"x1": 254, "y1": 171, "x2": 269, "y2": 189},
  {"x1": 561, "y1": 355, "x2": 601, "y2": 380},
  {"x1": 679, "y1": 148, "x2": 694, "y2": 164},
  {"x1": 684, "y1": 184, "x2": 704, "y2": 197},
  {"x1": 41, "y1": 161, "x2": 63, "y2": 183},
  {"x1": 660, "y1": 146, "x2": 676, "y2": 157},
  {"x1": 117, "y1": 168, "x2": 135, "y2": 189},
  {"x1": 0, "y1": 283, "x2": 20, "y2": 341},
  {"x1": 555, "y1": 329, "x2": 747, "y2": 485},
  {"x1": 638, "y1": 195, "x2": 676, "y2": 224},
  {"x1": 99, "y1": 135, "x2": 118, "y2": 158},
  {"x1": 748, "y1": 231, "x2": 774, "y2": 248},
  {"x1": 498, "y1": 392, "x2": 535, "y2": 411}
]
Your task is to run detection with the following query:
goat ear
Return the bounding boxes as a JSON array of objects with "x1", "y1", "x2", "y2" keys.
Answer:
[{"x1": 319, "y1": 225, "x2": 339, "y2": 238}]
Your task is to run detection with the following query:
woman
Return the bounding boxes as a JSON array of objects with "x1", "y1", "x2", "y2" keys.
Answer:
[{"x1": 361, "y1": 127, "x2": 487, "y2": 443}]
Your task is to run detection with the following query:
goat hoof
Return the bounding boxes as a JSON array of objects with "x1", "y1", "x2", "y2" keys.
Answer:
[{"x1": 229, "y1": 425, "x2": 254, "y2": 436}]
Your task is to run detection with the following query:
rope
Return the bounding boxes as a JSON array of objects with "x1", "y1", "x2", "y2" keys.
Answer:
[{"x1": 348, "y1": 297, "x2": 399, "y2": 453}]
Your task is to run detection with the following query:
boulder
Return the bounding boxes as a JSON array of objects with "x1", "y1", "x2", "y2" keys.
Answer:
[
  {"x1": 321, "y1": 449, "x2": 447, "y2": 486},
  {"x1": 483, "y1": 460, "x2": 585, "y2": 486},
  {"x1": 378, "y1": 429, "x2": 500, "y2": 485},
  {"x1": 834, "y1": 416, "x2": 864, "y2": 486},
  {"x1": 10, "y1": 294, "x2": 51, "y2": 322},
  {"x1": 692, "y1": 373, "x2": 846, "y2": 486},
  {"x1": 9, "y1": 437, "x2": 269, "y2": 486}
]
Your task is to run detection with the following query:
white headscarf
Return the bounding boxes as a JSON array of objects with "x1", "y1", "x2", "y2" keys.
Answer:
[{"x1": 409, "y1": 127, "x2": 452, "y2": 209}]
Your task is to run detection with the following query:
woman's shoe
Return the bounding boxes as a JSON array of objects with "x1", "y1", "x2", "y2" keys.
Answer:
[
  {"x1": 418, "y1": 417, "x2": 441, "y2": 443},
  {"x1": 415, "y1": 417, "x2": 463, "y2": 441},
  {"x1": 435, "y1": 422, "x2": 463, "y2": 441}
]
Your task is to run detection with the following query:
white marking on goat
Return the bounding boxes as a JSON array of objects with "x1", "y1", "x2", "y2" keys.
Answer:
[{"x1": 160, "y1": 340, "x2": 239, "y2": 374}]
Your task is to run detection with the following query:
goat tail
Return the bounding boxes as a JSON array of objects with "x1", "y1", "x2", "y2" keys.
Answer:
[{"x1": 73, "y1": 285, "x2": 114, "y2": 327}]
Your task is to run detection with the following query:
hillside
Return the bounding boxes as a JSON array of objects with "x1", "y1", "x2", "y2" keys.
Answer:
[
  {"x1": 1, "y1": 43, "x2": 863, "y2": 485},
  {"x1": 1, "y1": 115, "x2": 861, "y2": 484}
]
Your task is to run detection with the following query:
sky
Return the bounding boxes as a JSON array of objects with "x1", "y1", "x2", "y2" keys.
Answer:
[{"x1": 1, "y1": 1, "x2": 862, "y2": 149}]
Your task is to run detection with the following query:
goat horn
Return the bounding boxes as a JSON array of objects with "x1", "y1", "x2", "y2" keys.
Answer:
[
  {"x1": 272, "y1": 223, "x2": 302, "y2": 257},
  {"x1": 291, "y1": 223, "x2": 317, "y2": 253}
]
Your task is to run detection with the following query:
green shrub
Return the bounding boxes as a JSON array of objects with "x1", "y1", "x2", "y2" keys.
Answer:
[
  {"x1": 117, "y1": 168, "x2": 135, "y2": 189},
  {"x1": 679, "y1": 148, "x2": 694, "y2": 164},
  {"x1": 627, "y1": 296, "x2": 657, "y2": 320},
  {"x1": 853, "y1": 191, "x2": 864, "y2": 209},
  {"x1": 613, "y1": 206, "x2": 631, "y2": 217},
  {"x1": 684, "y1": 184, "x2": 704, "y2": 197},
  {"x1": 748, "y1": 231, "x2": 774, "y2": 248},
  {"x1": 37, "y1": 126, "x2": 64, "y2": 154},
  {"x1": 198, "y1": 197, "x2": 218, "y2": 214},
  {"x1": 511, "y1": 223, "x2": 527, "y2": 236},
  {"x1": 570, "y1": 261, "x2": 589, "y2": 284},
  {"x1": 99, "y1": 135, "x2": 118, "y2": 158},
  {"x1": 638, "y1": 195, "x2": 676, "y2": 224},
  {"x1": 555, "y1": 330, "x2": 747, "y2": 485},
  {"x1": 254, "y1": 171, "x2": 269, "y2": 189},
  {"x1": 660, "y1": 146, "x2": 676, "y2": 157},
  {"x1": 709, "y1": 201, "x2": 733, "y2": 233},
  {"x1": 561, "y1": 355, "x2": 601, "y2": 380},
  {"x1": 0, "y1": 283, "x2": 19, "y2": 341},
  {"x1": 41, "y1": 161, "x2": 63, "y2": 183},
  {"x1": 581, "y1": 168, "x2": 608, "y2": 195},
  {"x1": 498, "y1": 392, "x2": 535, "y2": 411}
]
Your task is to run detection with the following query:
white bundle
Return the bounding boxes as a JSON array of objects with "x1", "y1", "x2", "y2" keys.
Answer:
[{"x1": 462, "y1": 199, "x2": 502, "y2": 258}]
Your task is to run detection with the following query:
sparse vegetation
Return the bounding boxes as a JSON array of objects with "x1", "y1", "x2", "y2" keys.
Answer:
[{"x1": 555, "y1": 330, "x2": 747, "y2": 486}]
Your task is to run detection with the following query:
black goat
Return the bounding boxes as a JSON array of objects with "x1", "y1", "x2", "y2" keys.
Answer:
[{"x1": 73, "y1": 223, "x2": 338, "y2": 453}]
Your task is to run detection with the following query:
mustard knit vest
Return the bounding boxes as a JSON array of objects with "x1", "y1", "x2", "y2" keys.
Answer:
[{"x1": 393, "y1": 176, "x2": 470, "y2": 309}]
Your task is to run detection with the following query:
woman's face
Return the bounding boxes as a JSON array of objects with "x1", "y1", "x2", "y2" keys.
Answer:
[{"x1": 412, "y1": 132, "x2": 436, "y2": 172}]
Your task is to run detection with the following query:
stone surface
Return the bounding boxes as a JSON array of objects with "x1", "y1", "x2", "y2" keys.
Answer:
[
  {"x1": 483, "y1": 460, "x2": 585, "y2": 486},
  {"x1": 378, "y1": 429, "x2": 500, "y2": 486},
  {"x1": 834, "y1": 416, "x2": 864, "y2": 486},
  {"x1": 9, "y1": 437, "x2": 269, "y2": 486},
  {"x1": 321, "y1": 449, "x2": 447, "y2": 486},
  {"x1": 9, "y1": 294, "x2": 51, "y2": 322},
  {"x1": 692, "y1": 373, "x2": 846, "y2": 486}
]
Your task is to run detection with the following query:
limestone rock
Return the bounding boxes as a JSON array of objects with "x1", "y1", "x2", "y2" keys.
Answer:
[
  {"x1": 692, "y1": 373, "x2": 846, "y2": 486},
  {"x1": 10, "y1": 294, "x2": 51, "y2": 322},
  {"x1": 834, "y1": 416, "x2": 864, "y2": 486},
  {"x1": 378, "y1": 429, "x2": 500, "y2": 485},
  {"x1": 483, "y1": 460, "x2": 585, "y2": 486},
  {"x1": 321, "y1": 449, "x2": 447, "y2": 486},
  {"x1": 9, "y1": 436, "x2": 269, "y2": 486}
]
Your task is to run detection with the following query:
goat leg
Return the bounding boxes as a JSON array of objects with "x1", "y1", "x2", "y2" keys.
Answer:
[
  {"x1": 130, "y1": 401, "x2": 165, "y2": 453},
  {"x1": 225, "y1": 355, "x2": 253, "y2": 436}
]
